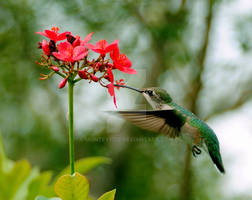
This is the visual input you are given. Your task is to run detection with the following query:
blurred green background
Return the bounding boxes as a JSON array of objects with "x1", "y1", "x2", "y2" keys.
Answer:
[{"x1": 1, "y1": 0, "x2": 252, "y2": 199}]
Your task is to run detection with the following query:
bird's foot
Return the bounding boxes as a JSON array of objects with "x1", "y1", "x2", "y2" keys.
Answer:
[{"x1": 192, "y1": 145, "x2": 201, "y2": 157}]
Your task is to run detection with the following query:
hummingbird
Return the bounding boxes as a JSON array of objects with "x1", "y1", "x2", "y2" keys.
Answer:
[{"x1": 112, "y1": 84, "x2": 225, "y2": 173}]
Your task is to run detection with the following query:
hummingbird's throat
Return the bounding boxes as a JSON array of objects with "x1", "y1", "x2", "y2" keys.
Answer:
[{"x1": 142, "y1": 93, "x2": 162, "y2": 109}]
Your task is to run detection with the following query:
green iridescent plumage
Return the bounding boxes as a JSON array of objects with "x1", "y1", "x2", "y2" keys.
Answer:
[{"x1": 169, "y1": 101, "x2": 225, "y2": 173}]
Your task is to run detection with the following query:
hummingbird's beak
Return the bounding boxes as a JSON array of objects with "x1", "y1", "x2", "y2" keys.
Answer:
[{"x1": 113, "y1": 84, "x2": 143, "y2": 93}]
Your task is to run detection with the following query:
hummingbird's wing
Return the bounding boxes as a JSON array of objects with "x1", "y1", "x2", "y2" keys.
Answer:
[{"x1": 111, "y1": 110, "x2": 186, "y2": 138}]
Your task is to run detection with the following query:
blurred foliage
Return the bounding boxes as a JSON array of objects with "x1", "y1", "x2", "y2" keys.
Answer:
[
  {"x1": 0, "y1": 134, "x2": 111, "y2": 199},
  {"x1": 0, "y1": 0, "x2": 252, "y2": 199}
]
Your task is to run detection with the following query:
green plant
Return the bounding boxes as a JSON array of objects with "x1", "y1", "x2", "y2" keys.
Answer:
[{"x1": 0, "y1": 134, "x2": 113, "y2": 200}]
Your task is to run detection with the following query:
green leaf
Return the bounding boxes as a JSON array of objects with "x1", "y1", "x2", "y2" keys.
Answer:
[
  {"x1": 14, "y1": 167, "x2": 39, "y2": 200},
  {"x1": 0, "y1": 132, "x2": 14, "y2": 174},
  {"x1": 54, "y1": 172, "x2": 89, "y2": 200},
  {"x1": 58, "y1": 157, "x2": 111, "y2": 178},
  {"x1": 0, "y1": 160, "x2": 31, "y2": 199},
  {"x1": 97, "y1": 189, "x2": 116, "y2": 200},
  {"x1": 36, "y1": 196, "x2": 61, "y2": 200},
  {"x1": 26, "y1": 171, "x2": 53, "y2": 200}
]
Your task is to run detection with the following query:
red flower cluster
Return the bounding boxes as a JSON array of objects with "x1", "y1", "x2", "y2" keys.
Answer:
[{"x1": 36, "y1": 26, "x2": 137, "y2": 107}]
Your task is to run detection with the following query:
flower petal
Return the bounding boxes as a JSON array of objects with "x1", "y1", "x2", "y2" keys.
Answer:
[
  {"x1": 105, "y1": 40, "x2": 119, "y2": 52},
  {"x1": 82, "y1": 32, "x2": 93, "y2": 45},
  {"x1": 53, "y1": 52, "x2": 68, "y2": 61},
  {"x1": 57, "y1": 31, "x2": 71, "y2": 41},
  {"x1": 113, "y1": 95, "x2": 117, "y2": 108},
  {"x1": 107, "y1": 83, "x2": 114, "y2": 96},
  {"x1": 96, "y1": 39, "x2": 109, "y2": 49},
  {"x1": 107, "y1": 68, "x2": 114, "y2": 83},
  {"x1": 45, "y1": 30, "x2": 58, "y2": 41},
  {"x1": 52, "y1": 41, "x2": 73, "y2": 61},
  {"x1": 85, "y1": 43, "x2": 96, "y2": 50},
  {"x1": 36, "y1": 31, "x2": 48, "y2": 38},
  {"x1": 116, "y1": 66, "x2": 137, "y2": 74},
  {"x1": 72, "y1": 35, "x2": 81, "y2": 47},
  {"x1": 57, "y1": 41, "x2": 73, "y2": 52},
  {"x1": 73, "y1": 46, "x2": 88, "y2": 61},
  {"x1": 110, "y1": 46, "x2": 120, "y2": 61},
  {"x1": 107, "y1": 83, "x2": 117, "y2": 108}
]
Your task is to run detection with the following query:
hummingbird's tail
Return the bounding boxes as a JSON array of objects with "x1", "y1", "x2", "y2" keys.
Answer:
[{"x1": 206, "y1": 142, "x2": 225, "y2": 173}]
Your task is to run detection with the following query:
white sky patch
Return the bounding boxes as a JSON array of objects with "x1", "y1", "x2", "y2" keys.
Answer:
[{"x1": 210, "y1": 105, "x2": 252, "y2": 196}]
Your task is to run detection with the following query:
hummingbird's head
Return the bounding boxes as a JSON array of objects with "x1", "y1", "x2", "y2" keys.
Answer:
[
  {"x1": 113, "y1": 84, "x2": 172, "y2": 109},
  {"x1": 141, "y1": 87, "x2": 173, "y2": 109}
]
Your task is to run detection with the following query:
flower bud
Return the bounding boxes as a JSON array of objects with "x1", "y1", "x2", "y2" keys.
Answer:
[
  {"x1": 66, "y1": 33, "x2": 76, "y2": 44},
  {"x1": 107, "y1": 63, "x2": 113, "y2": 68},
  {"x1": 95, "y1": 62, "x2": 102, "y2": 68},
  {"x1": 49, "y1": 40, "x2": 56, "y2": 52},
  {"x1": 42, "y1": 40, "x2": 51, "y2": 56},
  {"x1": 59, "y1": 78, "x2": 68, "y2": 89},
  {"x1": 78, "y1": 70, "x2": 88, "y2": 79},
  {"x1": 37, "y1": 42, "x2": 42, "y2": 49},
  {"x1": 90, "y1": 74, "x2": 99, "y2": 82},
  {"x1": 51, "y1": 66, "x2": 59, "y2": 72}
]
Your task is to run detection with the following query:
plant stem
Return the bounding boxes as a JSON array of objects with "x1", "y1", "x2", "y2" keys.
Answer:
[{"x1": 68, "y1": 81, "x2": 75, "y2": 175}]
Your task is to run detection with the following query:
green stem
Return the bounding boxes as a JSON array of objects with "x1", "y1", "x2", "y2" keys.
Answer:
[{"x1": 68, "y1": 81, "x2": 75, "y2": 175}]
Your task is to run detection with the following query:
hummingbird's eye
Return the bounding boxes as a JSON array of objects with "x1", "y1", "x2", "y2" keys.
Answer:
[{"x1": 147, "y1": 90, "x2": 154, "y2": 96}]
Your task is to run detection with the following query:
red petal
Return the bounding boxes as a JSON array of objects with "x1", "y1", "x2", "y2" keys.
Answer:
[
  {"x1": 85, "y1": 43, "x2": 96, "y2": 49},
  {"x1": 107, "y1": 83, "x2": 117, "y2": 108},
  {"x1": 113, "y1": 95, "x2": 117, "y2": 108},
  {"x1": 96, "y1": 39, "x2": 109, "y2": 49},
  {"x1": 82, "y1": 32, "x2": 93, "y2": 45},
  {"x1": 107, "y1": 83, "x2": 115, "y2": 96},
  {"x1": 110, "y1": 46, "x2": 120, "y2": 61},
  {"x1": 115, "y1": 65, "x2": 137, "y2": 74},
  {"x1": 73, "y1": 35, "x2": 81, "y2": 47},
  {"x1": 73, "y1": 46, "x2": 88, "y2": 61},
  {"x1": 57, "y1": 41, "x2": 73, "y2": 52},
  {"x1": 36, "y1": 31, "x2": 48, "y2": 38},
  {"x1": 118, "y1": 54, "x2": 132, "y2": 68},
  {"x1": 45, "y1": 30, "x2": 57, "y2": 41},
  {"x1": 53, "y1": 41, "x2": 73, "y2": 61},
  {"x1": 53, "y1": 52, "x2": 68, "y2": 61},
  {"x1": 105, "y1": 40, "x2": 119, "y2": 52},
  {"x1": 107, "y1": 68, "x2": 114, "y2": 83},
  {"x1": 57, "y1": 31, "x2": 71, "y2": 41}
]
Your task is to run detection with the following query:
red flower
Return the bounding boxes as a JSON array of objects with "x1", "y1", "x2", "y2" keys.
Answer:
[
  {"x1": 115, "y1": 79, "x2": 125, "y2": 90},
  {"x1": 110, "y1": 46, "x2": 137, "y2": 74},
  {"x1": 86, "y1": 39, "x2": 118, "y2": 56},
  {"x1": 36, "y1": 26, "x2": 70, "y2": 43},
  {"x1": 53, "y1": 41, "x2": 88, "y2": 62},
  {"x1": 70, "y1": 32, "x2": 93, "y2": 47},
  {"x1": 106, "y1": 68, "x2": 117, "y2": 108},
  {"x1": 59, "y1": 78, "x2": 68, "y2": 89}
]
